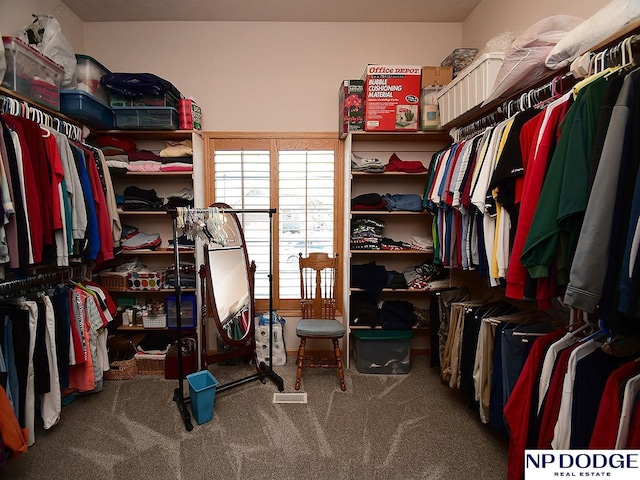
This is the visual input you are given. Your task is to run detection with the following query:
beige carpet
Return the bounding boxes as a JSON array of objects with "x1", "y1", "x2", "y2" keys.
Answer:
[{"x1": 1, "y1": 356, "x2": 508, "y2": 480}]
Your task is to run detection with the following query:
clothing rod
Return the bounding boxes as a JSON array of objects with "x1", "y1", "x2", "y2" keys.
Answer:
[
  {"x1": 0, "y1": 266, "x2": 83, "y2": 294},
  {"x1": 169, "y1": 207, "x2": 276, "y2": 214}
]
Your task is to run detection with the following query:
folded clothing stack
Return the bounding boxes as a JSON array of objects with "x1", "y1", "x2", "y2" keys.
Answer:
[
  {"x1": 351, "y1": 218, "x2": 385, "y2": 250},
  {"x1": 410, "y1": 235, "x2": 434, "y2": 251},
  {"x1": 351, "y1": 153, "x2": 385, "y2": 173},
  {"x1": 121, "y1": 186, "x2": 164, "y2": 211},
  {"x1": 385, "y1": 153, "x2": 427, "y2": 173}
]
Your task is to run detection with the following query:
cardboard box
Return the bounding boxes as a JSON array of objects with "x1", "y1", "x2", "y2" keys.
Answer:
[
  {"x1": 421, "y1": 66, "x2": 453, "y2": 88},
  {"x1": 363, "y1": 64, "x2": 421, "y2": 132},
  {"x1": 339, "y1": 80, "x2": 365, "y2": 139}
]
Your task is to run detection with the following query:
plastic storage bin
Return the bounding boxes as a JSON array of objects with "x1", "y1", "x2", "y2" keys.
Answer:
[
  {"x1": 60, "y1": 89, "x2": 115, "y2": 129},
  {"x1": 352, "y1": 329, "x2": 413, "y2": 374},
  {"x1": 436, "y1": 53, "x2": 505, "y2": 126},
  {"x1": 73, "y1": 54, "x2": 111, "y2": 105},
  {"x1": 1, "y1": 36, "x2": 64, "y2": 111},
  {"x1": 109, "y1": 90, "x2": 179, "y2": 109},
  {"x1": 166, "y1": 294, "x2": 197, "y2": 329},
  {"x1": 187, "y1": 370, "x2": 219, "y2": 425},
  {"x1": 113, "y1": 106, "x2": 179, "y2": 130}
]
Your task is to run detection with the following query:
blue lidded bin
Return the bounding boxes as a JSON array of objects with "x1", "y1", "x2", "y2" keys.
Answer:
[{"x1": 186, "y1": 370, "x2": 219, "y2": 425}]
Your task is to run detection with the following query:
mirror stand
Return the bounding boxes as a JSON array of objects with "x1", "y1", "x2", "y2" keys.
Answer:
[{"x1": 198, "y1": 205, "x2": 284, "y2": 395}]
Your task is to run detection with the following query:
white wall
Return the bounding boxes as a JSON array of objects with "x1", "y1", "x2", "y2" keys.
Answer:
[
  {"x1": 2, "y1": 2, "x2": 462, "y2": 132},
  {"x1": 0, "y1": 0, "x2": 85, "y2": 52},
  {"x1": 462, "y1": 0, "x2": 611, "y2": 50},
  {"x1": 83, "y1": 21, "x2": 461, "y2": 131}
]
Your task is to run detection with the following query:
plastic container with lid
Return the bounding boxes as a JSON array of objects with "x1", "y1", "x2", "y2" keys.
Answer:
[{"x1": 1, "y1": 36, "x2": 64, "y2": 111}]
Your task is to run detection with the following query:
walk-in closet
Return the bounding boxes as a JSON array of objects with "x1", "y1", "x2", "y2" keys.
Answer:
[{"x1": 1, "y1": 1, "x2": 639, "y2": 479}]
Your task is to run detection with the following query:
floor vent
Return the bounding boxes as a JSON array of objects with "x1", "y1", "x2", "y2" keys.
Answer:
[{"x1": 273, "y1": 392, "x2": 308, "y2": 404}]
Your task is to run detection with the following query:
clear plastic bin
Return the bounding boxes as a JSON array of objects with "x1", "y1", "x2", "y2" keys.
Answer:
[
  {"x1": 113, "y1": 106, "x2": 179, "y2": 130},
  {"x1": 1, "y1": 36, "x2": 64, "y2": 111},
  {"x1": 73, "y1": 54, "x2": 111, "y2": 105}
]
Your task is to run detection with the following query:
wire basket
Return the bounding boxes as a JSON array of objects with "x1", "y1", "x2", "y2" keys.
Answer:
[
  {"x1": 134, "y1": 353, "x2": 166, "y2": 375},
  {"x1": 99, "y1": 271, "x2": 128, "y2": 292}
]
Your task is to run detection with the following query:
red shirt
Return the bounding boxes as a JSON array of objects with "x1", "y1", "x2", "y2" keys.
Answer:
[
  {"x1": 589, "y1": 360, "x2": 640, "y2": 449},
  {"x1": 506, "y1": 99, "x2": 571, "y2": 304}
]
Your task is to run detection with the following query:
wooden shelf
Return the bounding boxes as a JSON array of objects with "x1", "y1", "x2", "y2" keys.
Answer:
[
  {"x1": 349, "y1": 325, "x2": 429, "y2": 331},
  {"x1": 351, "y1": 171, "x2": 428, "y2": 177},
  {"x1": 117, "y1": 248, "x2": 195, "y2": 255},
  {"x1": 117, "y1": 210, "x2": 195, "y2": 217},
  {"x1": 350, "y1": 249, "x2": 433, "y2": 254},
  {"x1": 111, "y1": 171, "x2": 193, "y2": 177},
  {"x1": 91, "y1": 129, "x2": 196, "y2": 140},
  {"x1": 349, "y1": 130, "x2": 451, "y2": 142},
  {"x1": 350, "y1": 287, "x2": 428, "y2": 293},
  {"x1": 351, "y1": 210, "x2": 429, "y2": 215},
  {"x1": 117, "y1": 325, "x2": 197, "y2": 331},
  {"x1": 105, "y1": 288, "x2": 196, "y2": 294},
  {"x1": 0, "y1": 86, "x2": 83, "y2": 127}
]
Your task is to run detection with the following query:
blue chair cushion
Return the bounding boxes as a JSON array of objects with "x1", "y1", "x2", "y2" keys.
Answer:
[{"x1": 296, "y1": 319, "x2": 345, "y2": 338}]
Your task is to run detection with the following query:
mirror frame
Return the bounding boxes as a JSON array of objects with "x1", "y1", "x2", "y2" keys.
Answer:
[{"x1": 203, "y1": 202, "x2": 256, "y2": 350}]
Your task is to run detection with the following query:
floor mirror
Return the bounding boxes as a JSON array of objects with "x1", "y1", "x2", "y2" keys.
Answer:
[{"x1": 200, "y1": 203, "x2": 284, "y2": 393}]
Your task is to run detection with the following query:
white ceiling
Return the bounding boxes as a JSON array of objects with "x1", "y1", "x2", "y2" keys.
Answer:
[{"x1": 60, "y1": 0, "x2": 482, "y2": 23}]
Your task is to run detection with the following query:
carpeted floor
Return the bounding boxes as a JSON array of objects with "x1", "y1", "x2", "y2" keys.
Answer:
[{"x1": 1, "y1": 356, "x2": 508, "y2": 480}]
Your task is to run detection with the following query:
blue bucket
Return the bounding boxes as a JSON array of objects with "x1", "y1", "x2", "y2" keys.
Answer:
[{"x1": 186, "y1": 370, "x2": 219, "y2": 425}]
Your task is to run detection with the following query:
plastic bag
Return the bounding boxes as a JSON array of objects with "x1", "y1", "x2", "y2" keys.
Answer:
[
  {"x1": 482, "y1": 15, "x2": 584, "y2": 106},
  {"x1": 546, "y1": 0, "x2": 640, "y2": 69},
  {"x1": 19, "y1": 14, "x2": 77, "y2": 88}
]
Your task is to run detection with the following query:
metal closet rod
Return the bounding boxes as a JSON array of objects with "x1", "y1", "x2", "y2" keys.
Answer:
[{"x1": 167, "y1": 207, "x2": 276, "y2": 214}]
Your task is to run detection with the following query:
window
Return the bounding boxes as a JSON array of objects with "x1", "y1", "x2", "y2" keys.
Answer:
[{"x1": 206, "y1": 134, "x2": 342, "y2": 313}]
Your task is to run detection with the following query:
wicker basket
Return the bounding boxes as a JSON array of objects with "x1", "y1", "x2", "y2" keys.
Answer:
[
  {"x1": 104, "y1": 357, "x2": 138, "y2": 380},
  {"x1": 134, "y1": 353, "x2": 166, "y2": 375},
  {"x1": 99, "y1": 271, "x2": 129, "y2": 292}
]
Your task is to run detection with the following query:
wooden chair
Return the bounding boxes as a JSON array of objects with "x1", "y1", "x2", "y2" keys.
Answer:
[{"x1": 295, "y1": 252, "x2": 346, "y2": 391}]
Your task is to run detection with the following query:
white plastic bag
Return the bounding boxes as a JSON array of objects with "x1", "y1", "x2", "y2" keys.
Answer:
[
  {"x1": 482, "y1": 15, "x2": 584, "y2": 106},
  {"x1": 19, "y1": 14, "x2": 77, "y2": 88}
]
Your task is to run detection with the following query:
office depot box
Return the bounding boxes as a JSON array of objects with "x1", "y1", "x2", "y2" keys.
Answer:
[
  {"x1": 421, "y1": 66, "x2": 453, "y2": 88},
  {"x1": 363, "y1": 64, "x2": 421, "y2": 132},
  {"x1": 2, "y1": 36, "x2": 64, "y2": 111},
  {"x1": 339, "y1": 79, "x2": 365, "y2": 139}
]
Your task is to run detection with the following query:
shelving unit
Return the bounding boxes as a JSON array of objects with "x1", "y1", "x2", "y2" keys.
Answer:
[
  {"x1": 342, "y1": 130, "x2": 451, "y2": 367},
  {"x1": 93, "y1": 129, "x2": 205, "y2": 370}
]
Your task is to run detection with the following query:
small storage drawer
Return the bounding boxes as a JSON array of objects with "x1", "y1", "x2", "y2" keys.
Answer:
[
  {"x1": 2, "y1": 36, "x2": 64, "y2": 111},
  {"x1": 60, "y1": 89, "x2": 114, "y2": 129},
  {"x1": 352, "y1": 329, "x2": 413, "y2": 374},
  {"x1": 113, "y1": 106, "x2": 179, "y2": 130},
  {"x1": 73, "y1": 54, "x2": 111, "y2": 105},
  {"x1": 166, "y1": 294, "x2": 197, "y2": 329}
]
